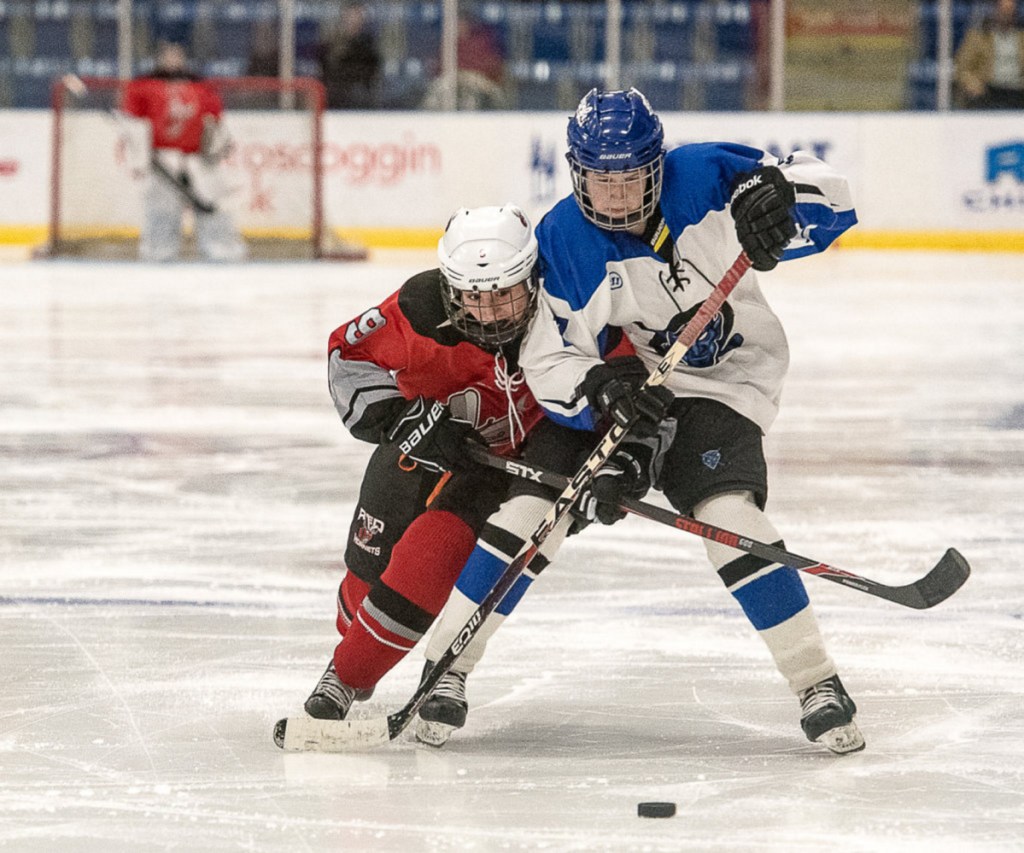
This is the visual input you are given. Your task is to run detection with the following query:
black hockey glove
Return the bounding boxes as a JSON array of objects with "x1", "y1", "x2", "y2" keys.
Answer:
[
  {"x1": 729, "y1": 165, "x2": 797, "y2": 272},
  {"x1": 351, "y1": 394, "x2": 408, "y2": 445},
  {"x1": 573, "y1": 425, "x2": 674, "y2": 526},
  {"x1": 385, "y1": 397, "x2": 484, "y2": 474},
  {"x1": 580, "y1": 356, "x2": 674, "y2": 439}
]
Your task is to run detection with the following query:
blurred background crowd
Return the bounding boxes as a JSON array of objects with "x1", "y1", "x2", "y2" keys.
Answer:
[{"x1": 1, "y1": 0, "x2": 1021, "y2": 112}]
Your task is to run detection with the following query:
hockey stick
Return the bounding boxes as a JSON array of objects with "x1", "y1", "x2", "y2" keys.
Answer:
[
  {"x1": 148, "y1": 155, "x2": 217, "y2": 214},
  {"x1": 273, "y1": 252, "x2": 754, "y2": 752},
  {"x1": 461, "y1": 444, "x2": 971, "y2": 610}
]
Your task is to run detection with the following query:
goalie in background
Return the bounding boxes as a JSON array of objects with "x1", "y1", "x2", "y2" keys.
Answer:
[{"x1": 121, "y1": 42, "x2": 246, "y2": 262}]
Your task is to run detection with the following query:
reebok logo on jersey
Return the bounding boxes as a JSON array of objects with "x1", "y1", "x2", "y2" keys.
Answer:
[{"x1": 732, "y1": 174, "x2": 763, "y2": 198}]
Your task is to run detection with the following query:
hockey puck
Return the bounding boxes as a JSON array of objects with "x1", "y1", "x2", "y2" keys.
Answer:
[{"x1": 637, "y1": 801, "x2": 676, "y2": 818}]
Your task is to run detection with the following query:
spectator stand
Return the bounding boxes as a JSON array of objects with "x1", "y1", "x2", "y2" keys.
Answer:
[
  {"x1": 908, "y1": 0, "x2": 983, "y2": 109},
  {"x1": 2, "y1": 0, "x2": 757, "y2": 112}
]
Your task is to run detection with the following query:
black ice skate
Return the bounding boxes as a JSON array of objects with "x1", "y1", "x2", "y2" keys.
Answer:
[
  {"x1": 798, "y1": 674, "x2": 865, "y2": 754},
  {"x1": 415, "y1": 661, "x2": 468, "y2": 747},
  {"x1": 303, "y1": 661, "x2": 357, "y2": 721}
]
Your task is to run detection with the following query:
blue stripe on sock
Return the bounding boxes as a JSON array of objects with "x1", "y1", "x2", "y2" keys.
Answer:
[
  {"x1": 454, "y1": 547, "x2": 509, "y2": 605},
  {"x1": 731, "y1": 567, "x2": 809, "y2": 630},
  {"x1": 496, "y1": 575, "x2": 533, "y2": 615},
  {"x1": 454, "y1": 545, "x2": 535, "y2": 616}
]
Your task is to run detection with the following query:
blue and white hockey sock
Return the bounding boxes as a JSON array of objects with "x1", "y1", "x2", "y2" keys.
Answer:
[
  {"x1": 424, "y1": 495, "x2": 571, "y2": 673},
  {"x1": 693, "y1": 491, "x2": 836, "y2": 694}
]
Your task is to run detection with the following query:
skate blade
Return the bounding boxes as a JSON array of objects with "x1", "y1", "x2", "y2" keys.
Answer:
[
  {"x1": 415, "y1": 719, "x2": 457, "y2": 748},
  {"x1": 816, "y1": 721, "x2": 866, "y2": 755}
]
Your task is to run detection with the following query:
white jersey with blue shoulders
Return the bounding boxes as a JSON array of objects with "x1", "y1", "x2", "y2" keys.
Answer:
[{"x1": 521, "y1": 142, "x2": 856, "y2": 434}]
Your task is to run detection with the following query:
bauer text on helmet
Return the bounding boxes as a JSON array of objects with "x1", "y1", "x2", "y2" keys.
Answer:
[
  {"x1": 437, "y1": 204, "x2": 540, "y2": 348},
  {"x1": 566, "y1": 88, "x2": 666, "y2": 232}
]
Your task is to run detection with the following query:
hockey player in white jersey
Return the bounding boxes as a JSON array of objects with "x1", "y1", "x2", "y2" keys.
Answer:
[{"x1": 418, "y1": 87, "x2": 864, "y2": 755}]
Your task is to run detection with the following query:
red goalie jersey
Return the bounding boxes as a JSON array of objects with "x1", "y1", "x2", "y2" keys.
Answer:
[
  {"x1": 121, "y1": 73, "x2": 222, "y2": 154},
  {"x1": 328, "y1": 269, "x2": 547, "y2": 457}
]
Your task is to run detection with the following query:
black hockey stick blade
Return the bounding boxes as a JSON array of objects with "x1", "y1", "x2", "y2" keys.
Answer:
[
  {"x1": 856, "y1": 548, "x2": 966, "y2": 610},
  {"x1": 914, "y1": 547, "x2": 972, "y2": 607},
  {"x1": 801, "y1": 547, "x2": 971, "y2": 610}
]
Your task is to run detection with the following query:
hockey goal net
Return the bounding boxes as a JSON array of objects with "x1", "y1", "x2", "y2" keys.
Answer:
[{"x1": 47, "y1": 75, "x2": 365, "y2": 261}]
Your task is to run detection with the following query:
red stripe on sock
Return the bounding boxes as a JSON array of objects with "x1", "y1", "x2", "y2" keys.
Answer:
[{"x1": 335, "y1": 572, "x2": 370, "y2": 637}]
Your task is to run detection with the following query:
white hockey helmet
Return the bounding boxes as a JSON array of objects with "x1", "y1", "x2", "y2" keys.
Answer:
[{"x1": 437, "y1": 204, "x2": 539, "y2": 348}]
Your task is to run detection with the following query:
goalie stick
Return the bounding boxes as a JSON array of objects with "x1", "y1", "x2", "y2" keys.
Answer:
[
  {"x1": 273, "y1": 252, "x2": 754, "y2": 752},
  {"x1": 461, "y1": 444, "x2": 971, "y2": 610},
  {"x1": 147, "y1": 155, "x2": 217, "y2": 215}
]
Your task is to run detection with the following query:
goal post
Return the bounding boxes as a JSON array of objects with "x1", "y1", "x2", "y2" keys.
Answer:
[{"x1": 47, "y1": 75, "x2": 365, "y2": 261}]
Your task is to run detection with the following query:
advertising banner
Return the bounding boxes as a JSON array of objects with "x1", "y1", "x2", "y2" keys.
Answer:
[{"x1": 1, "y1": 109, "x2": 1022, "y2": 248}]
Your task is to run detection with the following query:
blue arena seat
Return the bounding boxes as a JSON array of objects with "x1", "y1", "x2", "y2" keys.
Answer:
[
  {"x1": 91, "y1": 18, "x2": 119, "y2": 59},
  {"x1": 403, "y1": 3, "x2": 442, "y2": 62},
  {"x1": 295, "y1": 18, "x2": 321, "y2": 61},
  {"x1": 33, "y1": 17, "x2": 73, "y2": 58},
  {"x1": 12, "y1": 65, "x2": 62, "y2": 108},
  {"x1": 213, "y1": 19, "x2": 253, "y2": 61},
  {"x1": 634, "y1": 78, "x2": 682, "y2": 111},
  {"x1": 532, "y1": 9, "x2": 570, "y2": 62}
]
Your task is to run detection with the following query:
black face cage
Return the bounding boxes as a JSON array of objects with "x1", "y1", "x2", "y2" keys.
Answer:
[
  {"x1": 569, "y1": 156, "x2": 665, "y2": 231},
  {"x1": 442, "y1": 271, "x2": 540, "y2": 349}
]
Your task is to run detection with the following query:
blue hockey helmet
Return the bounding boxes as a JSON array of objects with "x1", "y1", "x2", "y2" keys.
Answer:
[{"x1": 565, "y1": 87, "x2": 666, "y2": 230}]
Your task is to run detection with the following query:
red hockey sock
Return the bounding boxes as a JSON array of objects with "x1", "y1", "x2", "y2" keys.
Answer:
[
  {"x1": 335, "y1": 573, "x2": 370, "y2": 637},
  {"x1": 334, "y1": 510, "x2": 477, "y2": 691}
]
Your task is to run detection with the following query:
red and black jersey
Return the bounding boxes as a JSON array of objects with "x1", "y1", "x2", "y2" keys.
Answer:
[
  {"x1": 328, "y1": 270, "x2": 546, "y2": 457},
  {"x1": 121, "y1": 72, "x2": 222, "y2": 154}
]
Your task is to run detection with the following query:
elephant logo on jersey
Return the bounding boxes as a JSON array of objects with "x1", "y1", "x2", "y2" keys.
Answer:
[
  {"x1": 447, "y1": 384, "x2": 529, "y2": 446},
  {"x1": 165, "y1": 84, "x2": 198, "y2": 141},
  {"x1": 643, "y1": 302, "x2": 743, "y2": 368}
]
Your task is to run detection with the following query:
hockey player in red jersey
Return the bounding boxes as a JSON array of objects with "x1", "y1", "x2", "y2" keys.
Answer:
[
  {"x1": 300, "y1": 204, "x2": 574, "y2": 720},
  {"x1": 121, "y1": 42, "x2": 245, "y2": 262}
]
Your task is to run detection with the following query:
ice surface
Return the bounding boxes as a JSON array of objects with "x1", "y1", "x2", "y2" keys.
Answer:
[{"x1": 1, "y1": 252, "x2": 1022, "y2": 852}]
